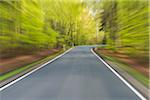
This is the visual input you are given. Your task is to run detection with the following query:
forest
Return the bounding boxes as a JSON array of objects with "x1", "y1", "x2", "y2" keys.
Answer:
[
  {"x1": 0, "y1": 0, "x2": 98, "y2": 58},
  {"x1": 0, "y1": 0, "x2": 149, "y2": 82},
  {"x1": 100, "y1": 0, "x2": 149, "y2": 60},
  {"x1": 0, "y1": 0, "x2": 148, "y2": 58}
]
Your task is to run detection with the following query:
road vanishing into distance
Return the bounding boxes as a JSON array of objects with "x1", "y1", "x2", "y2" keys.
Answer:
[{"x1": 1, "y1": 46, "x2": 141, "y2": 100}]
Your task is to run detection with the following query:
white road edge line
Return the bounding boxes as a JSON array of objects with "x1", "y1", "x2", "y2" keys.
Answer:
[
  {"x1": 91, "y1": 49, "x2": 146, "y2": 100},
  {"x1": 0, "y1": 48, "x2": 73, "y2": 91}
]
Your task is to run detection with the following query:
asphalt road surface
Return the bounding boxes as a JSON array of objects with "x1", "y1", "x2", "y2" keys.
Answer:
[{"x1": 1, "y1": 46, "x2": 140, "y2": 100}]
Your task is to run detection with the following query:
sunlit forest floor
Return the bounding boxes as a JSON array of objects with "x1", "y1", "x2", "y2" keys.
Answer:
[
  {"x1": 96, "y1": 48, "x2": 149, "y2": 76},
  {"x1": 95, "y1": 47, "x2": 149, "y2": 87},
  {"x1": 0, "y1": 48, "x2": 61, "y2": 75}
]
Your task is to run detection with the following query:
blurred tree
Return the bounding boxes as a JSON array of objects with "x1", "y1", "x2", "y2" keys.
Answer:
[
  {"x1": 0, "y1": 0, "x2": 98, "y2": 57},
  {"x1": 98, "y1": 0, "x2": 149, "y2": 60}
]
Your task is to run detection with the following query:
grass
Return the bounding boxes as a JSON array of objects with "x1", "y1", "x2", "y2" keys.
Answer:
[
  {"x1": 96, "y1": 51, "x2": 149, "y2": 88},
  {"x1": 0, "y1": 50, "x2": 64, "y2": 81}
]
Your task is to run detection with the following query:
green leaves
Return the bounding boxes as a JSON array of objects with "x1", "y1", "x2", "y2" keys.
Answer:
[
  {"x1": 98, "y1": 0, "x2": 149, "y2": 59},
  {"x1": 0, "y1": 0, "x2": 98, "y2": 56}
]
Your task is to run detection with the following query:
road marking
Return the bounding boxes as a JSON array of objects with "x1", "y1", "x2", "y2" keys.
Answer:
[
  {"x1": 91, "y1": 49, "x2": 146, "y2": 100},
  {"x1": 0, "y1": 48, "x2": 73, "y2": 91}
]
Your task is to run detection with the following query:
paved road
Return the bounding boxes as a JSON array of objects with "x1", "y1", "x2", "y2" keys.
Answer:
[{"x1": 1, "y1": 46, "x2": 140, "y2": 100}]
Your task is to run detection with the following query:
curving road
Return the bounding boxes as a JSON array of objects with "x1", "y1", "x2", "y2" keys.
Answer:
[{"x1": 1, "y1": 46, "x2": 141, "y2": 100}]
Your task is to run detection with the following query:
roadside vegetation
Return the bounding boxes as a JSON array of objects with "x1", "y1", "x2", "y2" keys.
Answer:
[
  {"x1": 93, "y1": 0, "x2": 149, "y2": 87},
  {"x1": 95, "y1": 49, "x2": 149, "y2": 87},
  {"x1": 0, "y1": 0, "x2": 98, "y2": 78},
  {"x1": 0, "y1": 0, "x2": 149, "y2": 88},
  {"x1": 0, "y1": 50, "x2": 64, "y2": 81},
  {"x1": 0, "y1": 0, "x2": 97, "y2": 58}
]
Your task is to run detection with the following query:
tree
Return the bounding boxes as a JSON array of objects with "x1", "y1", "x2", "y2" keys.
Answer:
[{"x1": 0, "y1": 0, "x2": 98, "y2": 57}]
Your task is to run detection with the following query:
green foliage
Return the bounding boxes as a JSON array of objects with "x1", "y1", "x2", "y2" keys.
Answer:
[
  {"x1": 0, "y1": 0, "x2": 97, "y2": 57},
  {"x1": 99, "y1": 0, "x2": 149, "y2": 58},
  {"x1": 1, "y1": 0, "x2": 147, "y2": 59}
]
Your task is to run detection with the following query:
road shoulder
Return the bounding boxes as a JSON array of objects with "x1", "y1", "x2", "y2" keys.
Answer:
[
  {"x1": 0, "y1": 48, "x2": 73, "y2": 90},
  {"x1": 91, "y1": 48, "x2": 148, "y2": 100}
]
